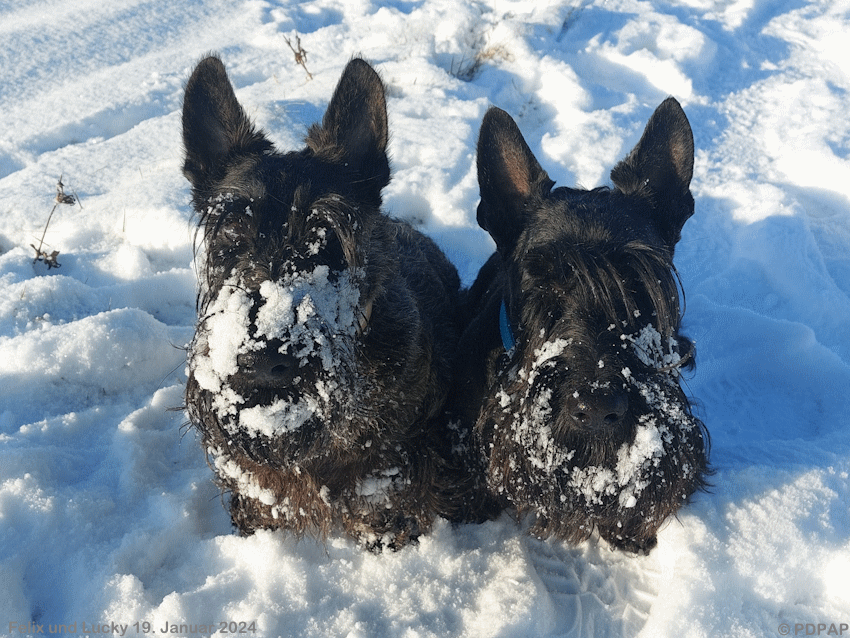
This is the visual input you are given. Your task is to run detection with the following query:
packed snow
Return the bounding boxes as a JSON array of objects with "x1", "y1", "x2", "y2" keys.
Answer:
[{"x1": 1, "y1": 0, "x2": 848, "y2": 637}]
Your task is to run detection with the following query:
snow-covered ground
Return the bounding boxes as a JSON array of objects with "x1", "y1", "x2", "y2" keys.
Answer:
[{"x1": 1, "y1": 0, "x2": 848, "y2": 636}]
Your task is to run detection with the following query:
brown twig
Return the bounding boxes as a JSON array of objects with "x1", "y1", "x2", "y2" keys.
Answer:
[
  {"x1": 32, "y1": 175, "x2": 78, "y2": 269},
  {"x1": 284, "y1": 34, "x2": 313, "y2": 80}
]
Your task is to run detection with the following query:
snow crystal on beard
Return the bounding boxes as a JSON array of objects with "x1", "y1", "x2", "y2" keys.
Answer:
[
  {"x1": 502, "y1": 338, "x2": 577, "y2": 474},
  {"x1": 568, "y1": 419, "x2": 666, "y2": 509},
  {"x1": 356, "y1": 467, "x2": 403, "y2": 505},
  {"x1": 210, "y1": 445, "x2": 279, "y2": 507},
  {"x1": 238, "y1": 394, "x2": 319, "y2": 439},
  {"x1": 567, "y1": 323, "x2": 697, "y2": 508},
  {"x1": 191, "y1": 281, "x2": 253, "y2": 395},
  {"x1": 566, "y1": 374, "x2": 702, "y2": 511},
  {"x1": 190, "y1": 264, "x2": 364, "y2": 438},
  {"x1": 254, "y1": 265, "x2": 361, "y2": 372},
  {"x1": 501, "y1": 323, "x2": 696, "y2": 508},
  {"x1": 622, "y1": 323, "x2": 684, "y2": 373}
]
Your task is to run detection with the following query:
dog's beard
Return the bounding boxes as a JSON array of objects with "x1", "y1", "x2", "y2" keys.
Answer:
[
  {"x1": 563, "y1": 378, "x2": 703, "y2": 511},
  {"x1": 190, "y1": 263, "x2": 366, "y2": 441},
  {"x1": 482, "y1": 322, "x2": 704, "y2": 519}
]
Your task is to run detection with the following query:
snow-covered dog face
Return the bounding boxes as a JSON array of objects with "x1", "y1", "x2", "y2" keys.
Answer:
[
  {"x1": 182, "y1": 57, "x2": 389, "y2": 465},
  {"x1": 462, "y1": 102, "x2": 710, "y2": 554},
  {"x1": 189, "y1": 186, "x2": 375, "y2": 463}
]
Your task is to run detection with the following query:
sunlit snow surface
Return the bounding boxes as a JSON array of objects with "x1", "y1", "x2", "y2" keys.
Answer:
[{"x1": 1, "y1": 0, "x2": 849, "y2": 636}]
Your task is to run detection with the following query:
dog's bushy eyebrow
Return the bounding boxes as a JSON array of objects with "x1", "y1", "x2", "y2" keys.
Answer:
[{"x1": 523, "y1": 239, "x2": 683, "y2": 336}]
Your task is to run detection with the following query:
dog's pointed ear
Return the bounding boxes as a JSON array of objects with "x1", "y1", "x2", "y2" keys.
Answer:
[
  {"x1": 308, "y1": 58, "x2": 390, "y2": 192},
  {"x1": 182, "y1": 55, "x2": 273, "y2": 191},
  {"x1": 610, "y1": 98, "x2": 695, "y2": 251},
  {"x1": 476, "y1": 107, "x2": 554, "y2": 257}
]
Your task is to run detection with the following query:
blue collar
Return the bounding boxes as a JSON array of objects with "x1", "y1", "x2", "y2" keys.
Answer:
[{"x1": 499, "y1": 299, "x2": 516, "y2": 352}]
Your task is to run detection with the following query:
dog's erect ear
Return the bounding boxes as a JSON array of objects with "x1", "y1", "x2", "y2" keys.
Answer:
[
  {"x1": 476, "y1": 107, "x2": 553, "y2": 257},
  {"x1": 182, "y1": 55, "x2": 273, "y2": 191},
  {"x1": 307, "y1": 58, "x2": 390, "y2": 192},
  {"x1": 610, "y1": 98, "x2": 695, "y2": 250}
]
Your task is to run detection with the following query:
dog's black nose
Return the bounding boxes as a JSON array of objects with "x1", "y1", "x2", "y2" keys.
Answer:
[
  {"x1": 236, "y1": 349, "x2": 300, "y2": 386},
  {"x1": 569, "y1": 389, "x2": 629, "y2": 431}
]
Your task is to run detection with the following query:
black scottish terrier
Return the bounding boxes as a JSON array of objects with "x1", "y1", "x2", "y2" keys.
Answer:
[
  {"x1": 182, "y1": 55, "x2": 468, "y2": 550},
  {"x1": 453, "y1": 101, "x2": 709, "y2": 554}
]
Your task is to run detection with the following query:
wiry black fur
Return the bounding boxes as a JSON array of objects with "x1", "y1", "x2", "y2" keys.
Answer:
[
  {"x1": 182, "y1": 55, "x2": 473, "y2": 550},
  {"x1": 453, "y1": 102, "x2": 710, "y2": 554}
]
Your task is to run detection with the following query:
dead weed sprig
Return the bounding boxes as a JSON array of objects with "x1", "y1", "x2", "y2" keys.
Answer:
[
  {"x1": 284, "y1": 34, "x2": 313, "y2": 81},
  {"x1": 31, "y1": 175, "x2": 79, "y2": 269},
  {"x1": 451, "y1": 43, "x2": 513, "y2": 82}
]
